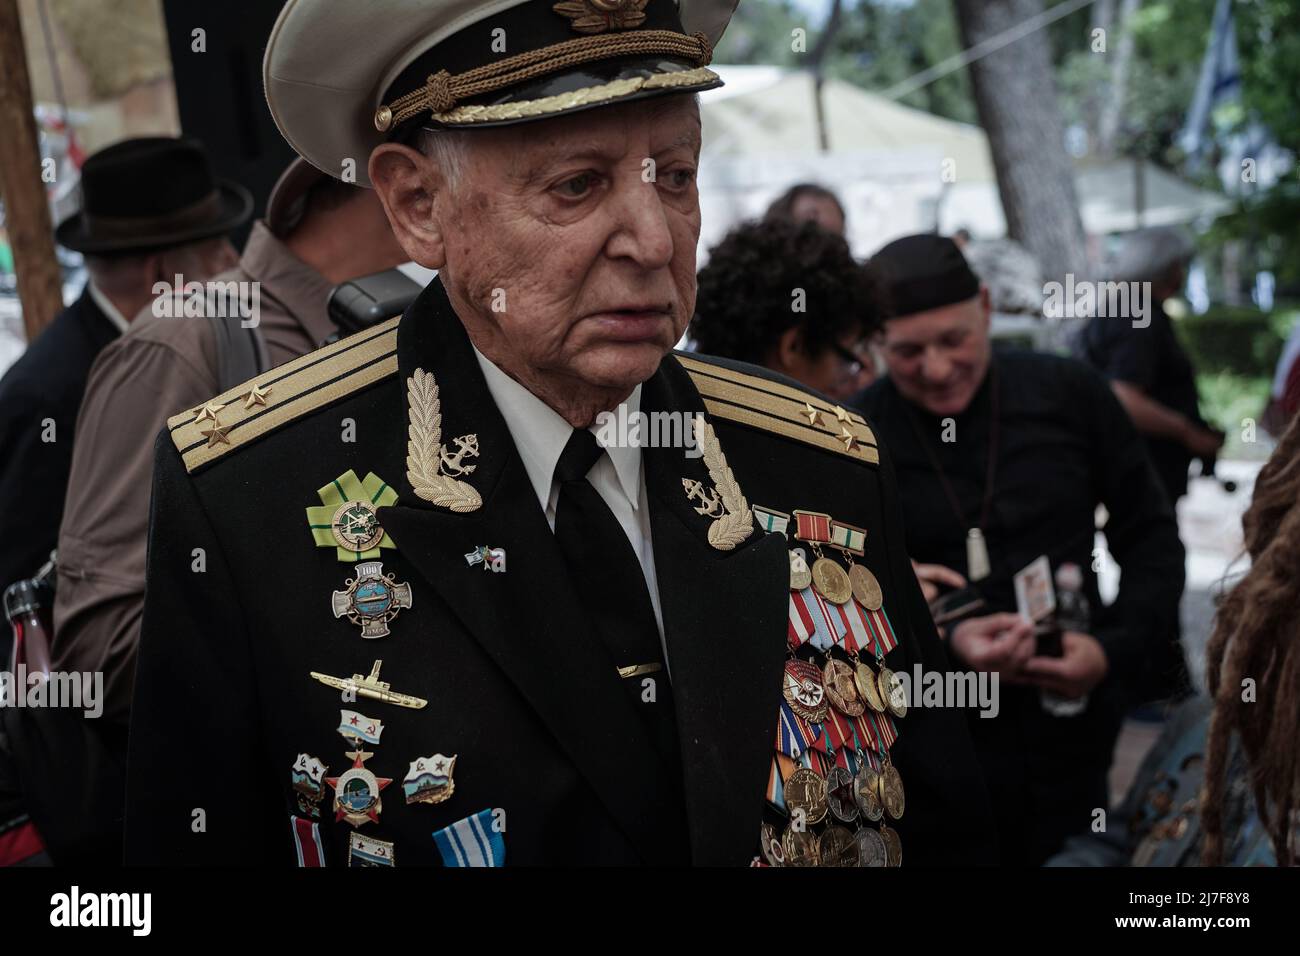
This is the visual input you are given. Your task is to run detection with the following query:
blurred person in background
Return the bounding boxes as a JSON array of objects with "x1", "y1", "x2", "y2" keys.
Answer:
[
  {"x1": 690, "y1": 218, "x2": 878, "y2": 399},
  {"x1": 762, "y1": 182, "x2": 846, "y2": 237},
  {"x1": 0, "y1": 138, "x2": 247, "y2": 597},
  {"x1": 51, "y1": 158, "x2": 407, "y2": 730},
  {"x1": 5, "y1": 159, "x2": 410, "y2": 866},
  {"x1": 856, "y1": 233, "x2": 1186, "y2": 865},
  {"x1": 1074, "y1": 227, "x2": 1224, "y2": 507}
]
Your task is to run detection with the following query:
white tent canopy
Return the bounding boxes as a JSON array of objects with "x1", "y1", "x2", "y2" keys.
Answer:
[{"x1": 697, "y1": 66, "x2": 1230, "y2": 260}]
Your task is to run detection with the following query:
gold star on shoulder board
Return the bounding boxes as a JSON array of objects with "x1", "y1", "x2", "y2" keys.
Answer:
[
  {"x1": 802, "y1": 403, "x2": 823, "y2": 427},
  {"x1": 193, "y1": 401, "x2": 225, "y2": 424},
  {"x1": 838, "y1": 427, "x2": 859, "y2": 452},
  {"x1": 833, "y1": 405, "x2": 852, "y2": 424},
  {"x1": 242, "y1": 383, "x2": 272, "y2": 409},
  {"x1": 201, "y1": 423, "x2": 232, "y2": 448}
]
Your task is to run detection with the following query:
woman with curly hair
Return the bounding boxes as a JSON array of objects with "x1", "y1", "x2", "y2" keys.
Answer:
[{"x1": 690, "y1": 219, "x2": 881, "y2": 400}]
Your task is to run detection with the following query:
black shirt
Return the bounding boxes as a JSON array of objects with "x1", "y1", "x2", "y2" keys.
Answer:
[
  {"x1": 856, "y1": 349, "x2": 1186, "y2": 863},
  {"x1": 1075, "y1": 304, "x2": 1203, "y2": 501}
]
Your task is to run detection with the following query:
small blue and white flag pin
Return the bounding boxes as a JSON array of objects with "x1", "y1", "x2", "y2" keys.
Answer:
[
  {"x1": 337, "y1": 709, "x2": 384, "y2": 745},
  {"x1": 433, "y1": 808, "x2": 505, "y2": 867},
  {"x1": 464, "y1": 546, "x2": 507, "y2": 572}
]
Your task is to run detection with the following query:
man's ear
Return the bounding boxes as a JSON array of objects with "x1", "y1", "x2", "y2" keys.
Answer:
[
  {"x1": 368, "y1": 143, "x2": 447, "y2": 269},
  {"x1": 774, "y1": 325, "x2": 807, "y2": 372},
  {"x1": 977, "y1": 284, "x2": 992, "y2": 329}
]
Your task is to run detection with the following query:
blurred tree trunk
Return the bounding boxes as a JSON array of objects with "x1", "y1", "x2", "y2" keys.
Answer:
[
  {"x1": 952, "y1": 0, "x2": 1088, "y2": 284},
  {"x1": 808, "y1": 0, "x2": 843, "y2": 152},
  {"x1": 0, "y1": 0, "x2": 63, "y2": 340}
]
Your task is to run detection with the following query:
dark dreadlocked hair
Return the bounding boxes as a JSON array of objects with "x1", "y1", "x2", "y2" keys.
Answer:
[
  {"x1": 689, "y1": 219, "x2": 880, "y2": 366},
  {"x1": 1202, "y1": 413, "x2": 1300, "y2": 865}
]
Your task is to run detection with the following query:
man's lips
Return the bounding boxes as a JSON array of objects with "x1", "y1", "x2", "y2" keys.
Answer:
[{"x1": 583, "y1": 307, "x2": 672, "y2": 342}]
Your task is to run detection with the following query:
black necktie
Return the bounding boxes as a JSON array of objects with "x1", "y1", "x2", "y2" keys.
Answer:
[{"x1": 552, "y1": 428, "x2": 679, "y2": 763}]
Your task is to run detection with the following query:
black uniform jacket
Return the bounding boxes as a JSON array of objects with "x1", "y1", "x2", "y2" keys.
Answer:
[{"x1": 125, "y1": 279, "x2": 994, "y2": 866}]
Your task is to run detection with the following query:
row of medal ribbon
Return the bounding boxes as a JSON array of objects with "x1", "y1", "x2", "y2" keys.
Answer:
[{"x1": 752, "y1": 505, "x2": 907, "y2": 867}]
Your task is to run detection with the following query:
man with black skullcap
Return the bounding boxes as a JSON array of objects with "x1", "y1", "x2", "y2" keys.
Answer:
[{"x1": 854, "y1": 234, "x2": 1186, "y2": 866}]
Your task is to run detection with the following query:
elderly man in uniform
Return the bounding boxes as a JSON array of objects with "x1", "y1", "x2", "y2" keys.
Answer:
[{"x1": 126, "y1": 0, "x2": 993, "y2": 867}]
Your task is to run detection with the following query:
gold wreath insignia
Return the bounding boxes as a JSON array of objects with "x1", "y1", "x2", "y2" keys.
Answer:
[
  {"x1": 406, "y1": 368, "x2": 482, "y2": 513},
  {"x1": 691, "y1": 414, "x2": 753, "y2": 551}
]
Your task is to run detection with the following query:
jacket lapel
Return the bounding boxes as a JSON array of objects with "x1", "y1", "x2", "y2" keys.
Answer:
[
  {"x1": 642, "y1": 357, "x2": 790, "y2": 865},
  {"x1": 377, "y1": 281, "x2": 686, "y2": 864}
]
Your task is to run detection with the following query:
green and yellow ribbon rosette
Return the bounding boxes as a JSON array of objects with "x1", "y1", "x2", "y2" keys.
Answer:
[{"x1": 306, "y1": 469, "x2": 399, "y2": 561}]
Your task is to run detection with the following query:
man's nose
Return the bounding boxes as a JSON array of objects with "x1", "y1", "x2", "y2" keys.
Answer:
[
  {"x1": 920, "y1": 347, "x2": 952, "y2": 383},
  {"x1": 604, "y1": 178, "x2": 675, "y2": 270}
]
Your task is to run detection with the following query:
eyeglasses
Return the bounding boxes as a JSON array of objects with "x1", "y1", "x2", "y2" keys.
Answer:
[{"x1": 828, "y1": 340, "x2": 873, "y2": 376}]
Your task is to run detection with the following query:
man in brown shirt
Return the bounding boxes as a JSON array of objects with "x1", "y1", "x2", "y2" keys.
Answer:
[{"x1": 53, "y1": 159, "x2": 407, "y2": 725}]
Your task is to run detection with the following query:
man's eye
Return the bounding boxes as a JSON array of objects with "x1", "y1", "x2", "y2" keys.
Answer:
[
  {"x1": 665, "y1": 168, "x2": 695, "y2": 189},
  {"x1": 556, "y1": 173, "x2": 594, "y2": 198}
]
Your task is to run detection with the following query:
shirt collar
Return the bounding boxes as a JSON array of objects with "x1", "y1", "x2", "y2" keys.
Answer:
[
  {"x1": 86, "y1": 280, "x2": 130, "y2": 334},
  {"x1": 471, "y1": 345, "x2": 642, "y2": 511}
]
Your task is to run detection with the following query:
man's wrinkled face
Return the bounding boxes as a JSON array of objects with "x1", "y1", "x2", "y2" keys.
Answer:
[
  {"x1": 431, "y1": 97, "x2": 702, "y2": 397},
  {"x1": 879, "y1": 291, "x2": 992, "y2": 416}
]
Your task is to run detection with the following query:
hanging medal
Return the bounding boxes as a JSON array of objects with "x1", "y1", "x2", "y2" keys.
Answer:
[
  {"x1": 879, "y1": 749, "x2": 906, "y2": 821},
  {"x1": 324, "y1": 710, "x2": 392, "y2": 827},
  {"x1": 793, "y1": 510, "x2": 852, "y2": 605},
  {"x1": 308, "y1": 470, "x2": 414, "y2": 638},
  {"x1": 783, "y1": 659, "x2": 829, "y2": 723},
  {"x1": 829, "y1": 519, "x2": 883, "y2": 611}
]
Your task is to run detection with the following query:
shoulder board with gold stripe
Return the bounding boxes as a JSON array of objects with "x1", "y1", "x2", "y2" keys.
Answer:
[
  {"x1": 676, "y1": 353, "x2": 879, "y2": 465},
  {"x1": 166, "y1": 318, "x2": 400, "y2": 473}
]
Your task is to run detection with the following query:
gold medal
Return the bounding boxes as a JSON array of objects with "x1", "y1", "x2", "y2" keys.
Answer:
[
  {"x1": 854, "y1": 764, "x2": 884, "y2": 822},
  {"x1": 783, "y1": 767, "x2": 828, "y2": 826},
  {"x1": 789, "y1": 548, "x2": 813, "y2": 591},
  {"x1": 848, "y1": 563, "x2": 883, "y2": 610},
  {"x1": 818, "y1": 825, "x2": 859, "y2": 867},
  {"x1": 822, "y1": 658, "x2": 865, "y2": 717},
  {"x1": 812, "y1": 556, "x2": 852, "y2": 605},
  {"x1": 878, "y1": 664, "x2": 908, "y2": 718},
  {"x1": 879, "y1": 823, "x2": 903, "y2": 866},
  {"x1": 880, "y1": 761, "x2": 905, "y2": 820},
  {"x1": 783, "y1": 660, "x2": 829, "y2": 723},
  {"x1": 854, "y1": 661, "x2": 886, "y2": 713},
  {"x1": 781, "y1": 825, "x2": 820, "y2": 867}
]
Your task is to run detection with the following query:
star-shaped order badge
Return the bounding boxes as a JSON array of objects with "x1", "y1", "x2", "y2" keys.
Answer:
[{"x1": 306, "y1": 469, "x2": 398, "y2": 561}]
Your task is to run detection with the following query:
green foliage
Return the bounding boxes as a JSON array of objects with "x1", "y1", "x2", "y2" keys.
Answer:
[
  {"x1": 1176, "y1": 303, "x2": 1288, "y2": 376},
  {"x1": 1196, "y1": 371, "x2": 1270, "y2": 449}
]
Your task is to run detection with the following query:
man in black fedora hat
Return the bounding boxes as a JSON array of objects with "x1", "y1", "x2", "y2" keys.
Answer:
[{"x1": 0, "y1": 136, "x2": 250, "y2": 596}]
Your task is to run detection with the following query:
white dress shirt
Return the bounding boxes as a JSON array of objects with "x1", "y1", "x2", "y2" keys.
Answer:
[
  {"x1": 86, "y1": 281, "x2": 131, "y2": 334},
  {"x1": 472, "y1": 347, "x2": 667, "y2": 648}
]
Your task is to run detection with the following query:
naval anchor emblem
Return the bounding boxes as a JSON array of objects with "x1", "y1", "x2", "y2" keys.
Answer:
[{"x1": 332, "y1": 561, "x2": 413, "y2": 638}]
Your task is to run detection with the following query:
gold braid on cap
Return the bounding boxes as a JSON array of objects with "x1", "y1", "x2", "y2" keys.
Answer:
[{"x1": 375, "y1": 29, "x2": 712, "y2": 131}]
